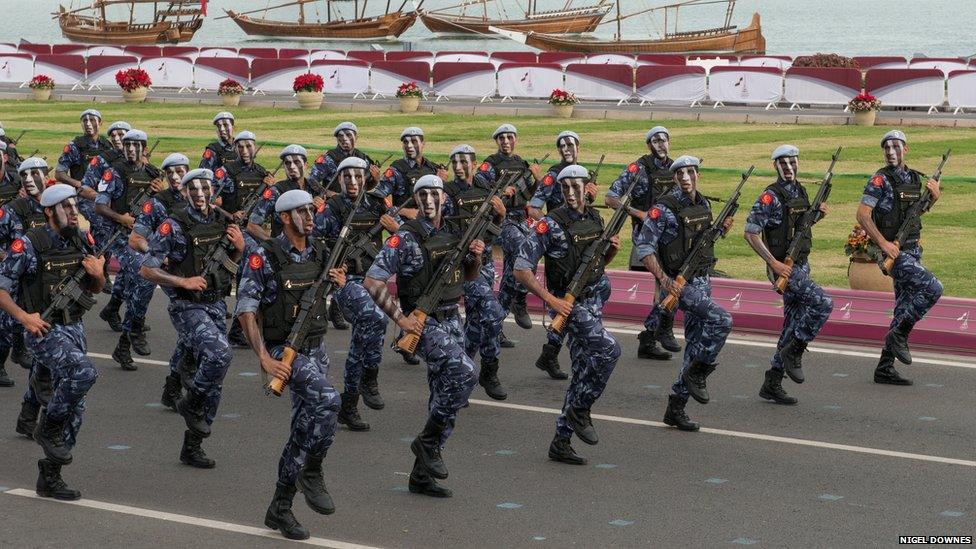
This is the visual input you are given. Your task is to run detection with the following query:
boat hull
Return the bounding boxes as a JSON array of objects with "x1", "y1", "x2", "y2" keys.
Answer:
[
  {"x1": 57, "y1": 13, "x2": 201, "y2": 45},
  {"x1": 226, "y1": 10, "x2": 416, "y2": 40},
  {"x1": 419, "y1": 7, "x2": 608, "y2": 35}
]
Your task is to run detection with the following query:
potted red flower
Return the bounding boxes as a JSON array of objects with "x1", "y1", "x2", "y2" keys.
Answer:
[
  {"x1": 548, "y1": 88, "x2": 579, "y2": 118},
  {"x1": 293, "y1": 72, "x2": 325, "y2": 110},
  {"x1": 218, "y1": 78, "x2": 245, "y2": 107},
  {"x1": 28, "y1": 75, "x2": 55, "y2": 101},
  {"x1": 115, "y1": 68, "x2": 152, "y2": 103},
  {"x1": 395, "y1": 81, "x2": 423, "y2": 113},
  {"x1": 849, "y1": 92, "x2": 882, "y2": 126}
]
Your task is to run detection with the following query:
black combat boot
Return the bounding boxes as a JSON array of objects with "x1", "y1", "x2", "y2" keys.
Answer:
[
  {"x1": 11, "y1": 335, "x2": 33, "y2": 369},
  {"x1": 759, "y1": 369, "x2": 798, "y2": 405},
  {"x1": 112, "y1": 332, "x2": 137, "y2": 371},
  {"x1": 297, "y1": 454, "x2": 336, "y2": 514},
  {"x1": 180, "y1": 430, "x2": 215, "y2": 469},
  {"x1": 511, "y1": 295, "x2": 533, "y2": 329},
  {"x1": 682, "y1": 361, "x2": 717, "y2": 404},
  {"x1": 534, "y1": 343, "x2": 568, "y2": 380},
  {"x1": 36, "y1": 459, "x2": 81, "y2": 501},
  {"x1": 34, "y1": 411, "x2": 72, "y2": 465},
  {"x1": 408, "y1": 457, "x2": 453, "y2": 497},
  {"x1": 175, "y1": 389, "x2": 210, "y2": 438},
  {"x1": 392, "y1": 340, "x2": 420, "y2": 365},
  {"x1": 885, "y1": 318, "x2": 913, "y2": 365},
  {"x1": 99, "y1": 296, "x2": 123, "y2": 332},
  {"x1": 129, "y1": 317, "x2": 151, "y2": 357},
  {"x1": 328, "y1": 299, "x2": 349, "y2": 330},
  {"x1": 264, "y1": 483, "x2": 310, "y2": 541},
  {"x1": 15, "y1": 400, "x2": 39, "y2": 438},
  {"x1": 498, "y1": 329, "x2": 515, "y2": 348},
  {"x1": 30, "y1": 365, "x2": 53, "y2": 406},
  {"x1": 479, "y1": 357, "x2": 508, "y2": 400},
  {"x1": 778, "y1": 338, "x2": 807, "y2": 384},
  {"x1": 411, "y1": 416, "x2": 449, "y2": 479},
  {"x1": 874, "y1": 349, "x2": 912, "y2": 386},
  {"x1": 337, "y1": 392, "x2": 370, "y2": 432},
  {"x1": 161, "y1": 374, "x2": 182, "y2": 411},
  {"x1": 227, "y1": 318, "x2": 249, "y2": 349},
  {"x1": 360, "y1": 367, "x2": 385, "y2": 410},
  {"x1": 566, "y1": 406, "x2": 598, "y2": 445},
  {"x1": 0, "y1": 365, "x2": 12, "y2": 387},
  {"x1": 548, "y1": 435, "x2": 587, "y2": 465},
  {"x1": 637, "y1": 330, "x2": 671, "y2": 361},
  {"x1": 656, "y1": 313, "x2": 682, "y2": 352},
  {"x1": 663, "y1": 394, "x2": 700, "y2": 431}
]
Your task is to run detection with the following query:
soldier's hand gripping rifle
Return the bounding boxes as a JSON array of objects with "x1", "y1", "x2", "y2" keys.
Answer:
[
  {"x1": 549, "y1": 162, "x2": 631, "y2": 335},
  {"x1": 584, "y1": 154, "x2": 605, "y2": 204},
  {"x1": 343, "y1": 196, "x2": 415, "y2": 275},
  {"x1": 41, "y1": 227, "x2": 124, "y2": 324},
  {"x1": 499, "y1": 153, "x2": 550, "y2": 208},
  {"x1": 266, "y1": 186, "x2": 370, "y2": 397},
  {"x1": 394, "y1": 174, "x2": 509, "y2": 355},
  {"x1": 661, "y1": 166, "x2": 754, "y2": 312},
  {"x1": 879, "y1": 149, "x2": 950, "y2": 276},
  {"x1": 773, "y1": 147, "x2": 841, "y2": 294}
]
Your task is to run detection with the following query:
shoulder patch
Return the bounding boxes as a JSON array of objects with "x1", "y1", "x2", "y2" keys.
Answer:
[
  {"x1": 317, "y1": 202, "x2": 326, "y2": 214},
  {"x1": 86, "y1": 232, "x2": 96, "y2": 246},
  {"x1": 649, "y1": 207, "x2": 661, "y2": 220},
  {"x1": 384, "y1": 196, "x2": 393, "y2": 209},
  {"x1": 0, "y1": 208, "x2": 5, "y2": 219},
  {"x1": 63, "y1": 144, "x2": 70, "y2": 154},
  {"x1": 384, "y1": 167, "x2": 394, "y2": 179},
  {"x1": 142, "y1": 201, "x2": 153, "y2": 215},
  {"x1": 871, "y1": 175, "x2": 884, "y2": 187},
  {"x1": 262, "y1": 187, "x2": 273, "y2": 200},
  {"x1": 159, "y1": 221, "x2": 172, "y2": 236},
  {"x1": 627, "y1": 163, "x2": 638, "y2": 174},
  {"x1": 89, "y1": 157, "x2": 99, "y2": 166},
  {"x1": 760, "y1": 191, "x2": 774, "y2": 205},
  {"x1": 215, "y1": 168, "x2": 225, "y2": 180},
  {"x1": 248, "y1": 253, "x2": 263, "y2": 270},
  {"x1": 102, "y1": 170, "x2": 113, "y2": 181},
  {"x1": 315, "y1": 155, "x2": 325, "y2": 165},
  {"x1": 479, "y1": 162, "x2": 490, "y2": 172},
  {"x1": 203, "y1": 148, "x2": 213, "y2": 159},
  {"x1": 386, "y1": 235, "x2": 401, "y2": 248},
  {"x1": 10, "y1": 239, "x2": 24, "y2": 254},
  {"x1": 543, "y1": 174, "x2": 554, "y2": 186},
  {"x1": 535, "y1": 220, "x2": 549, "y2": 234}
]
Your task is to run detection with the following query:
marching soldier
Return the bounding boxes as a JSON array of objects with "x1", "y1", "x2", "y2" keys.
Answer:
[
  {"x1": 313, "y1": 157, "x2": 399, "y2": 429},
  {"x1": 95, "y1": 129, "x2": 163, "y2": 369},
  {"x1": 607, "y1": 127, "x2": 680, "y2": 361},
  {"x1": 0, "y1": 127, "x2": 24, "y2": 168},
  {"x1": 140, "y1": 168, "x2": 244, "y2": 469},
  {"x1": 199, "y1": 111, "x2": 238, "y2": 172},
  {"x1": 53, "y1": 109, "x2": 112, "y2": 190},
  {"x1": 308, "y1": 121, "x2": 381, "y2": 189},
  {"x1": 514, "y1": 165, "x2": 622, "y2": 465},
  {"x1": 363, "y1": 174, "x2": 482, "y2": 498},
  {"x1": 633, "y1": 156, "x2": 733, "y2": 431},
  {"x1": 857, "y1": 130, "x2": 943, "y2": 385},
  {"x1": 744, "y1": 145, "x2": 833, "y2": 404},
  {"x1": 237, "y1": 189, "x2": 347, "y2": 540},
  {"x1": 0, "y1": 184, "x2": 105, "y2": 500},
  {"x1": 1, "y1": 140, "x2": 24, "y2": 190},
  {"x1": 442, "y1": 144, "x2": 509, "y2": 400}
]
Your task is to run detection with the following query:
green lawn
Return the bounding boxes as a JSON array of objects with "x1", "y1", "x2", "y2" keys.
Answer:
[{"x1": 3, "y1": 101, "x2": 974, "y2": 296}]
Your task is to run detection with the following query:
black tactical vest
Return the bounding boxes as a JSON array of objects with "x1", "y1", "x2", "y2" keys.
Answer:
[
  {"x1": 325, "y1": 195, "x2": 383, "y2": 276},
  {"x1": 20, "y1": 227, "x2": 92, "y2": 323},
  {"x1": 154, "y1": 187, "x2": 184, "y2": 215},
  {"x1": 544, "y1": 206, "x2": 606, "y2": 297},
  {"x1": 871, "y1": 166, "x2": 924, "y2": 246},
  {"x1": 167, "y1": 208, "x2": 232, "y2": 302},
  {"x1": 70, "y1": 135, "x2": 114, "y2": 180},
  {"x1": 222, "y1": 160, "x2": 268, "y2": 213},
  {"x1": 204, "y1": 141, "x2": 239, "y2": 169},
  {"x1": 269, "y1": 178, "x2": 324, "y2": 237},
  {"x1": 633, "y1": 155, "x2": 675, "y2": 226},
  {"x1": 397, "y1": 219, "x2": 464, "y2": 314},
  {"x1": 108, "y1": 158, "x2": 161, "y2": 215},
  {"x1": 391, "y1": 157, "x2": 439, "y2": 208},
  {"x1": 1, "y1": 136, "x2": 21, "y2": 166},
  {"x1": 762, "y1": 182, "x2": 812, "y2": 264},
  {"x1": 1, "y1": 169, "x2": 22, "y2": 203},
  {"x1": 484, "y1": 152, "x2": 534, "y2": 217},
  {"x1": 325, "y1": 147, "x2": 373, "y2": 167},
  {"x1": 10, "y1": 197, "x2": 47, "y2": 233},
  {"x1": 259, "y1": 238, "x2": 329, "y2": 346},
  {"x1": 443, "y1": 177, "x2": 499, "y2": 250},
  {"x1": 657, "y1": 194, "x2": 714, "y2": 279}
]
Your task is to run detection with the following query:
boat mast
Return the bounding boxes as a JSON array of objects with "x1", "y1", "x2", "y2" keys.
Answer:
[
  {"x1": 615, "y1": 0, "x2": 621, "y2": 40},
  {"x1": 99, "y1": 0, "x2": 107, "y2": 29},
  {"x1": 298, "y1": 0, "x2": 305, "y2": 24}
]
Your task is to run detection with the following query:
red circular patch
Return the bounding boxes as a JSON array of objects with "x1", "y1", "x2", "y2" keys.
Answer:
[
  {"x1": 159, "y1": 221, "x2": 172, "y2": 236},
  {"x1": 535, "y1": 220, "x2": 549, "y2": 234},
  {"x1": 386, "y1": 235, "x2": 401, "y2": 248},
  {"x1": 0, "y1": 208, "x2": 5, "y2": 219},
  {"x1": 142, "y1": 201, "x2": 153, "y2": 214},
  {"x1": 215, "y1": 168, "x2": 225, "y2": 180},
  {"x1": 871, "y1": 175, "x2": 884, "y2": 188},
  {"x1": 248, "y1": 253, "x2": 263, "y2": 270},
  {"x1": 262, "y1": 187, "x2": 273, "y2": 200},
  {"x1": 63, "y1": 145, "x2": 70, "y2": 154},
  {"x1": 543, "y1": 174, "x2": 554, "y2": 186},
  {"x1": 384, "y1": 196, "x2": 393, "y2": 208},
  {"x1": 479, "y1": 162, "x2": 489, "y2": 172},
  {"x1": 89, "y1": 157, "x2": 99, "y2": 166},
  {"x1": 649, "y1": 207, "x2": 661, "y2": 220},
  {"x1": 102, "y1": 170, "x2": 113, "y2": 181},
  {"x1": 203, "y1": 149, "x2": 213, "y2": 159},
  {"x1": 86, "y1": 232, "x2": 96, "y2": 246},
  {"x1": 760, "y1": 192, "x2": 774, "y2": 205},
  {"x1": 315, "y1": 155, "x2": 325, "y2": 165},
  {"x1": 317, "y1": 202, "x2": 326, "y2": 214},
  {"x1": 10, "y1": 239, "x2": 24, "y2": 253},
  {"x1": 384, "y1": 168, "x2": 394, "y2": 179},
  {"x1": 627, "y1": 163, "x2": 638, "y2": 174}
]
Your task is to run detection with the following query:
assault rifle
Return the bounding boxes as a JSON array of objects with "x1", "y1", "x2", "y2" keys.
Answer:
[
  {"x1": 500, "y1": 153, "x2": 549, "y2": 209},
  {"x1": 343, "y1": 196, "x2": 414, "y2": 275},
  {"x1": 661, "y1": 166, "x2": 754, "y2": 312},
  {"x1": 10, "y1": 130, "x2": 27, "y2": 145},
  {"x1": 266, "y1": 185, "x2": 370, "y2": 397},
  {"x1": 41, "y1": 227, "x2": 124, "y2": 324},
  {"x1": 549, "y1": 169, "x2": 634, "y2": 335},
  {"x1": 773, "y1": 147, "x2": 841, "y2": 294},
  {"x1": 585, "y1": 154, "x2": 605, "y2": 204},
  {"x1": 394, "y1": 174, "x2": 508, "y2": 355},
  {"x1": 879, "y1": 149, "x2": 950, "y2": 276}
]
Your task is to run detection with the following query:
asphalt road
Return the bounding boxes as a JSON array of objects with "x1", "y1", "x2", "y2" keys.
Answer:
[{"x1": 0, "y1": 287, "x2": 973, "y2": 547}]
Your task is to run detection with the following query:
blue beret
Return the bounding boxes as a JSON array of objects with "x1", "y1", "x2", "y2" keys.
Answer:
[
  {"x1": 400, "y1": 127, "x2": 424, "y2": 140},
  {"x1": 40, "y1": 183, "x2": 77, "y2": 207},
  {"x1": 107, "y1": 121, "x2": 131, "y2": 134},
  {"x1": 771, "y1": 144, "x2": 799, "y2": 160},
  {"x1": 881, "y1": 130, "x2": 906, "y2": 146},
  {"x1": 123, "y1": 129, "x2": 148, "y2": 142},
  {"x1": 161, "y1": 153, "x2": 190, "y2": 170},
  {"x1": 275, "y1": 189, "x2": 313, "y2": 213},
  {"x1": 337, "y1": 157, "x2": 368, "y2": 171},
  {"x1": 646, "y1": 126, "x2": 669, "y2": 142},
  {"x1": 450, "y1": 144, "x2": 476, "y2": 158},
  {"x1": 333, "y1": 121, "x2": 358, "y2": 136},
  {"x1": 557, "y1": 164, "x2": 589, "y2": 181},
  {"x1": 492, "y1": 124, "x2": 517, "y2": 139},
  {"x1": 212, "y1": 111, "x2": 235, "y2": 124},
  {"x1": 556, "y1": 130, "x2": 580, "y2": 147},
  {"x1": 18, "y1": 157, "x2": 48, "y2": 173},
  {"x1": 413, "y1": 174, "x2": 443, "y2": 193},
  {"x1": 234, "y1": 130, "x2": 256, "y2": 143},
  {"x1": 181, "y1": 168, "x2": 214, "y2": 187},
  {"x1": 670, "y1": 155, "x2": 701, "y2": 173},
  {"x1": 80, "y1": 108, "x2": 102, "y2": 121},
  {"x1": 279, "y1": 144, "x2": 307, "y2": 159}
]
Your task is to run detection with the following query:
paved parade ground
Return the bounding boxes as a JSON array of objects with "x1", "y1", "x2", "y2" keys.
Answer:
[{"x1": 0, "y1": 288, "x2": 973, "y2": 547}]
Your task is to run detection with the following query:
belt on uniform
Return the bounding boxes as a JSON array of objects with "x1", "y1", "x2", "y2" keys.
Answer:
[
  {"x1": 265, "y1": 335, "x2": 323, "y2": 355},
  {"x1": 428, "y1": 307, "x2": 459, "y2": 323}
]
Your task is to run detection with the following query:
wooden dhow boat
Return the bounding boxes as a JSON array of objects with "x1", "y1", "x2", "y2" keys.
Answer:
[
  {"x1": 221, "y1": 0, "x2": 419, "y2": 40},
  {"x1": 54, "y1": 0, "x2": 204, "y2": 45},
  {"x1": 419, "y1": 0, "x2": 612, "y2": 35},
  {"x1": 493, "y1": 0, "x2": 766, "y2": 54}
]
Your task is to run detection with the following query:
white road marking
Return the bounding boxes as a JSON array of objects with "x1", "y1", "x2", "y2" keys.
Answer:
[
  {"x1": 87, "y1": 352, "x2": 170, "y2": 366},
  {"x1": 468, "y1": 399, "x2": 976, "y2": 469},
  {"x1": 2, "y1": 489, "x2": 382, "y2": 549}
]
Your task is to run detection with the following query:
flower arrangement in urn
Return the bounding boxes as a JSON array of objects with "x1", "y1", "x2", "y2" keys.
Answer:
[
  {"x1": 849, "y1": 92, "x2": 881, "y2": 126},
  {"x1": 116, "y1": 68, "x2": 152, "y2": 103},
  {"x1": 548, "y1": 88, "x2": 579, "y2": 118},
  {"x1": 28, "y1": 75, "x2": 55, "y2": 101},
  {"x1": 844, "y1": 224, "x2": 872, "y2": 258},
  {"x1": 396, "y1": 81, "x2": 423, "y2": 113},
  {"x1": 218, "y1": 78, "x2": 245, "y2": 107},
  {"x1": 845, "y1": 224, "x2": 892, "y2": 292},
  {"x1": 293, "y1": 73, "x2": 325, "y2": 109}
]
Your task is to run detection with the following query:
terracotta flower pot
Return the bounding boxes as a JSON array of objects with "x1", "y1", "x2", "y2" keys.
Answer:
[
  {"x1": 122, "y1": 87, "x2": 148, "y2": 103},
  {"x1": 552, "y1": 104, "x2": 574, "y2": 118},
  {"x1": 221, "y1": 94, "x2": 241, "y2": 107},
  {"x1": 399, "y1": 96, "x2": 420, "y2": 113},
  {"x1": 848, "y1": 255, "x2": 893, "y2": 292},
  {"x1": 296, "y1": 90, "x2": 323, "y2": 110},
  {"x1": 32, "y1": 88, "x2": 52, "y2": 101},
  {"x1": 853, "y1": 109, "x2": 877, "y2": 126}
]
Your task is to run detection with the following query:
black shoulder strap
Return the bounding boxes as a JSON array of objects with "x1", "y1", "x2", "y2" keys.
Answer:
[
  {"x1": 658, "y1": 193, "x2": 681, "y2": 214},
  {"x1": 548, "y1": 205, "x2": 572, "y2": 228},
  {"x1": 25, "y1": 226, "x2": 52, "y2": 253},
  {"x1": 10, "y1": 197, "x2": 32, "y2": 218},
  {"x1": 260, "y1": 237, "x2": 290, "y2": 268},
  {"x1": 392, "y1": 158, "x2": 410, "y2": 174},
  {"x1": 401, "y1": 219, "x2": 428, "y2": 244}
]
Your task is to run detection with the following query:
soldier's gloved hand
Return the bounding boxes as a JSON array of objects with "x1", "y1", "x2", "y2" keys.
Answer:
[
  {"x1": 226, "y1": 224, "x2": 245, "y2": 253},
  {"x1": 328, "y1": 267, "x2": 346, "y2": 288},
  {"x1": 380, "y1": 214, "x2": 399, "y2": 233},
  {"x1": 149, "y1": 178, "x2": 165, "y2": 194},
  {"x1": 120, "y1": 213, "x2": 136, "y2": 229},
  {"x1": 20, "y1": 312, "x2": 50, "y2": 338},
  {"x1": 82, "y1": 255, "x2": 105, "y2": 278},
  {"x1": 180, "y1": 276, "x2": 208, "y2": 292},
  {"x1": 261, "y1": 355, "x2": 291, "y2": 382},
  {"x1": 397, "y1": 314, "x2": 424, "y2": 337}
]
